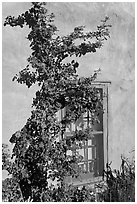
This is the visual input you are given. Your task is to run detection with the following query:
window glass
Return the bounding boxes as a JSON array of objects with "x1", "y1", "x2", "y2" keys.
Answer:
[
  {"x1": 88, "y1": 148, "x2": 92, "y2": 160},
  {"x1": 88, "y1": 139, "x2": 92, "y2": 146},
  {"x1": 57, "y1": 86, "x2": 106, "y2": 178},
  {"x1": 89, "y1": 161, "x2": 94, "y2": 173}
]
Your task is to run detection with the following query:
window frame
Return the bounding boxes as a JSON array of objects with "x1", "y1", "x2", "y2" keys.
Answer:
[
  {"x1": 55, "y1": 81, "x2": 110, "y2": 186},
  {"x1": 63, "y1": 81, "x2": 111, "y2": 186},
  {"x1": 92, "y1": 81, "x2": 110, "y2": 178}
]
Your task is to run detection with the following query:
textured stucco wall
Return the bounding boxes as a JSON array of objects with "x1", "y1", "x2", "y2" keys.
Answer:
[
  {"x1": 3, "y1": 2, "x2": 135, "y2": 171},
  {"x1": 47, "y1": 2, "x2": 135, "y2": 169}
]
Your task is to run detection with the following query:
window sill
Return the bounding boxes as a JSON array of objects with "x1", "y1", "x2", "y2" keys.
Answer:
[{"x1": 65, "y1": 173, "x2": 103, "y2": 187}]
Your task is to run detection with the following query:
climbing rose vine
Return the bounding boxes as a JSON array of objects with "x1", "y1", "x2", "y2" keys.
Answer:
[{"x1": 3, "y1": 2, "x2": 111, "y2": 201}]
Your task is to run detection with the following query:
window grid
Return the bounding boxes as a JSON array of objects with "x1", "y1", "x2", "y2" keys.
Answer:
[{"x1": 60, "y1": 86, "x2": 107, "y2": 178}]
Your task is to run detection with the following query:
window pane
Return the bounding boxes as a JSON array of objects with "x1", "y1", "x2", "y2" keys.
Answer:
[
  {"x1": 92, "y1": 111, "x2": 103, "y2": 131},
  {"x1": 89, "y1": 161, "x2": 94, "y2": 173},
  {"x1": 93, "y1": 88, "x2": 103, "y2": 131},
  {"x1": 92, "y1": 147, "x2": 96, "y2": 159},
  {"x1": 92, "y1": 137, "x2": 96, "y2": 145},
  {"x1": 88, "y1": 139, "x2": 92, "y2": 146},
  {"x1": 79, "y1": 163, "x2": 87, "y2": 172},
  {"x1": 88, "y1": 148, "x2": 92, "y2": 160},
  {"x1": 95, "y1": 133, "x2": 104, "y2": 176}
]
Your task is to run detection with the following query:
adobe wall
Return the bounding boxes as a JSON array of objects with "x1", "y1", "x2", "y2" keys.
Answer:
[
  {"x1": 3, "y1": 2, "x2": 135, "y2": 172},
  {"x1": 47, "y1": 2, "x2": 135, "y2": 169}
]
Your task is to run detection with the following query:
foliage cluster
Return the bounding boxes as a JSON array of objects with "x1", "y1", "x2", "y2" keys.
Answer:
[
  {"x1": 2, "y1": 178, "x2": 23, "y2": 202},
  {"x1": 96, "y1": 156, "x2": 135, "y2": 202},
  {"x1": 3, "y1": 2, "x2": 112, "y2": 202},
  {"x1": 2, "y1": 151, "x2": 135, "y2": 202}
]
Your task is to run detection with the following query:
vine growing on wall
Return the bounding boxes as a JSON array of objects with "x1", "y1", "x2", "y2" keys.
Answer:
[{"x1": 3, "y1": 2, "x2": 111, "y2": 201}]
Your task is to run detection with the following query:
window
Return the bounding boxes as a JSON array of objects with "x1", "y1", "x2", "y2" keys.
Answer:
[{"x1": 57, "y1": 82, "x2": 110, "y2": 186}]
